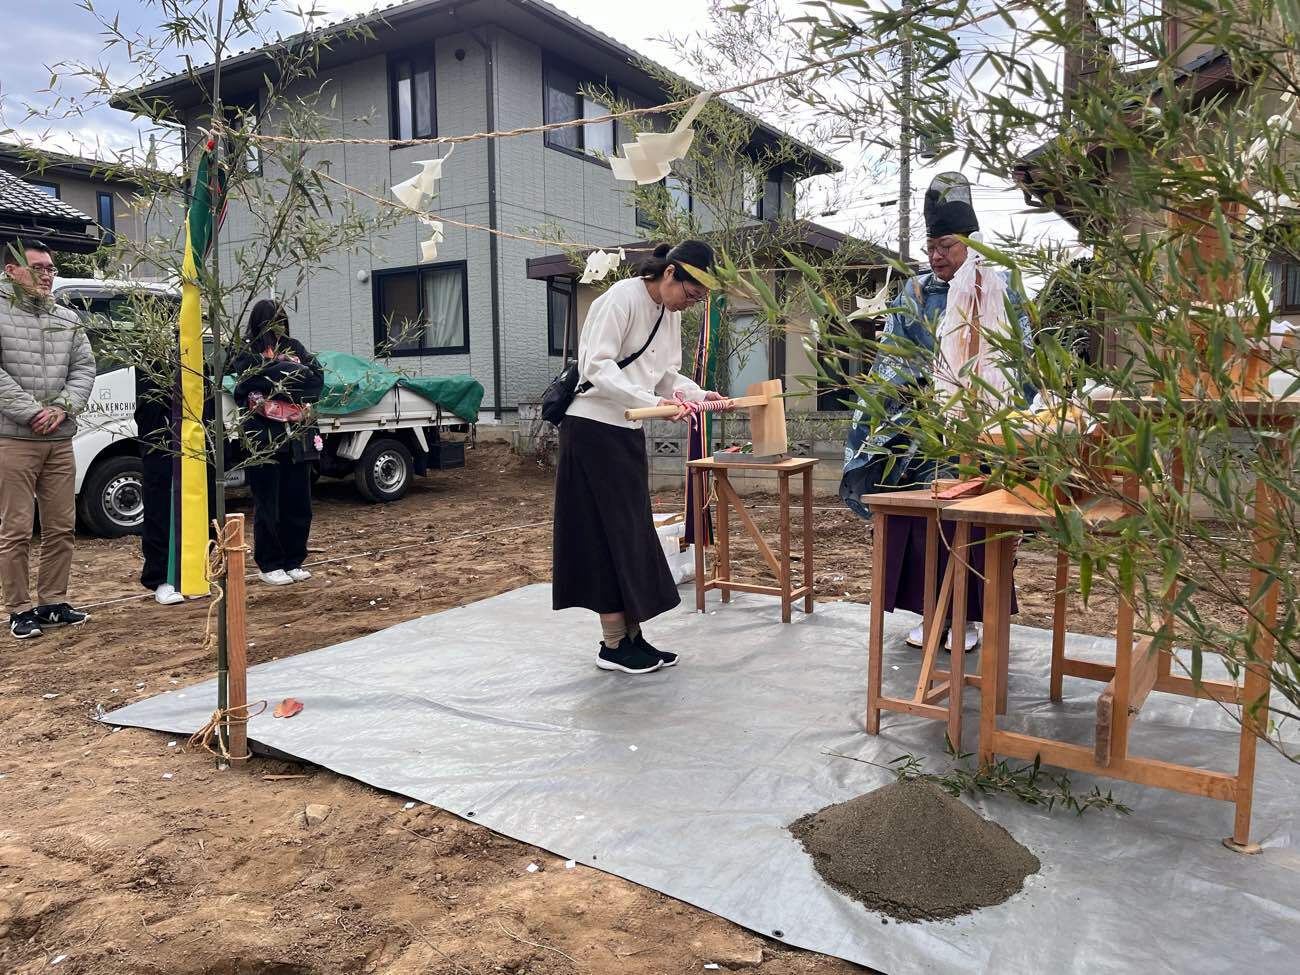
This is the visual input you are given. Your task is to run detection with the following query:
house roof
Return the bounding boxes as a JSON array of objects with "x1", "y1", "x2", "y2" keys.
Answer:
[
  {"x1": 0, "y1": 143, "x2": 161, "y2": 187},
  {"x1": 1013, "y1": 47, "x2": 1244, "y2": 229},
  {"x1": 114, "y1": 0, "x2": 840, "y2": 179},
  {"x1": 524, "y1": 220, "x2": 899, "y2": 280},
  {"x1": 0, "y1": 171, "x2": 100, "y2": 254}
]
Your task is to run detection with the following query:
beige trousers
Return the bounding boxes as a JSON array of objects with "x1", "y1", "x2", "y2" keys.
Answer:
[{"x1": 0, "y1": 438, "x2": 76, "y2": 615}]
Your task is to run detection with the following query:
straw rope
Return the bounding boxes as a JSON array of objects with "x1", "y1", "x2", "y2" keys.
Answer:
[{"x1": 186, "y1": 700, "x2": 268, "y2": 761}]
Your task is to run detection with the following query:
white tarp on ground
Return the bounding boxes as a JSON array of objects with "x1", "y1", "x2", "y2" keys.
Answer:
[{"x1": 104, "y1": 585, "x2": 1300, "y2": 975}]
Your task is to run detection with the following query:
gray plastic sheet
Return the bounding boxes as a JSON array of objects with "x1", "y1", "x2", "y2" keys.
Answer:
[{"x1": 104, "y1": 585, "x2": 1300, "y2": 974}]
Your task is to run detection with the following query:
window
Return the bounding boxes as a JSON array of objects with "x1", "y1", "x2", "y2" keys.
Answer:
[
  {"x1": 96, "y1": 192, "x2": 116, "y2": 246},
  {"x1": 636, "y1": 173, "x2": 693, "y2": 228},
  {"x1": 741, "y1": 172, "x2": 761, "y2": 219},
  {"x1": 759, "y1": 173, "x2": 784, "y2": 221},
  {"x1": 728, "y1": 313, "x2": 769, "y2": 396},
  {"x1": 389, "y1": 49, "x2": 436, "y2": 142},
  {"x1": 1269, "y1": 258, "x2": 1300, "y2": 313},
  {"x1": 373, "y1": 262, "x2": 469, "y2": 356},
  {"x1": 29, "y1": 180, "x2": 60, "y2": 198},
  {"x1": 547, "y1": 277, "x2": 578, "y2": 358},
  {"x1": 544, "y1": 61, "x2": 614, "y2": 161}
]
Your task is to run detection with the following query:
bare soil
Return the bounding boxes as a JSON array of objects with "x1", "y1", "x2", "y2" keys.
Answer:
[{"x1": 0, "y1": 442, "x2": 1247, "y2": 974}]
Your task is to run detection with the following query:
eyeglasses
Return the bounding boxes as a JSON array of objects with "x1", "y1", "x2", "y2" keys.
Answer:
[
  {"x1": 27, "y1": 263, "x2": 58, "y2": 277},
  {"x1": 682, "y1": 282, "x2": 709, "y2": 303},
  {"x1": 925, "y1": 239, "x2": 962, "y2": 258}
]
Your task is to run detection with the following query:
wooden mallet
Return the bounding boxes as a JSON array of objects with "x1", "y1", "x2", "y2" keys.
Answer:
[{"x1": 625, "y1": 378, "x2": 787, "y2": 457}]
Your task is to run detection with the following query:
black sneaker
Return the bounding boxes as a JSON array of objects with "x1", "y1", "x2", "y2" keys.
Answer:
[
  {"x1": 632, "y1": 632, "x2": 677, "y2": 667},
  {"x1": 10, "y1": 611, "x2": 43, "y2": 640},
  {"x1": 596, "y1": 636, "x2": 663, "y2": 674},
  {"x1": 33, "y1": 603, "x2": 90, "y2": 628}
]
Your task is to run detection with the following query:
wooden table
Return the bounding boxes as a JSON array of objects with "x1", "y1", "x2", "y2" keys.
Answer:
[
  {"x1": 944, "y1": 477, "x2": 1285, "y2": 851},
  {"x1": 860, "y1": 485, "x2": 989, "y2": 749},
  {"x1": 686, "y1": 456, "x2": 819, "y2": 623}
]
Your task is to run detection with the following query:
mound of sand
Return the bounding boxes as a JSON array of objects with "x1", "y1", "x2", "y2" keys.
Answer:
[{"x1": 790, "y1": 778, "x2": 1040, "y2": 923}]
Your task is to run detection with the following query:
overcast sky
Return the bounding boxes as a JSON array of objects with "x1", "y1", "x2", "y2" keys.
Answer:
[{"x1": 0, "y1": 0, "x2": 1077, "y2": 274}]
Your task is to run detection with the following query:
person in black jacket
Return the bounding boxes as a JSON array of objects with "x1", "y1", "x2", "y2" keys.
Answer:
[{"x1": 228, "y1": 300, "x2": 324, "y2": 586}]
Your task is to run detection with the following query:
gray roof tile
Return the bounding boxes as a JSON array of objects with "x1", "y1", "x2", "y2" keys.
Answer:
[{"x1": 0, "y1": 171, "x2": 94, "y2": 223}]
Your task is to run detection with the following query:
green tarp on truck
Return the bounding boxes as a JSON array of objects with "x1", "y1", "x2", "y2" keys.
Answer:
[{"x1": 224, "y1": 351, "x2": 484, "y2": 423}]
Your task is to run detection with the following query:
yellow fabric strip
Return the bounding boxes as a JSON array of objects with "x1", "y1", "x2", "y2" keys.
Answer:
[{"x1": 179, "y1": 215, "x2": 210, "y2": 596}]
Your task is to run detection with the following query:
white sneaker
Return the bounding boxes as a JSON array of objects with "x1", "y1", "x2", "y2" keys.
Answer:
[
  {"x1": 905, "y1": 623, "x2": 926, "y2": 648},
  {"x1": 154, "y1": 584, "x2": 185, "y2": 606},
  {"x1": 287, "y1": 567, "x2": 312, "y2": 582},
  {"x1": 946, "y1": 623, "x2": 981, "y2": 653},
  {"x1": 259, "y1": 569, "x2": 294, "y2": 586}
]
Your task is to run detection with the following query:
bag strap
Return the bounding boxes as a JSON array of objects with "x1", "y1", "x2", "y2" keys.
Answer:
[{"x1": 575, "y1": 305, "x2": 665, "y2": 395}]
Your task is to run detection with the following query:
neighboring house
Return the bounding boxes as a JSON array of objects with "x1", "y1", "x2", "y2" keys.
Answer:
[
  {"x1": 115, "y1": 0, "x2": 842, "y2": 423},
  {"x1": 0, "y1": 144, "x2": 181, "y2": 276},
  {"x1": 0, "y1": 170, "x2": 100, "y2": 255},
  {"x1": 1015, "y1": 1, "x2": 1300, "y2": 355},
  {"x1": 526, "y1": 220, "x2": 898, "y2": 413}
]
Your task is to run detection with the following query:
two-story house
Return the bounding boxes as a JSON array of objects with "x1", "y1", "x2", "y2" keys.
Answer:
[
  {"x1": 116, "y1": 0, "x2": 870, "y2": 424},
  {"x1": 0, "y1": 144, "x2": 180, "y2": 277}
]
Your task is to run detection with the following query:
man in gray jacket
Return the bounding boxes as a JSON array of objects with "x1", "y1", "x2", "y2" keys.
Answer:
[{"x1": 0, "y1": 240, "x2": 96, "y2": 639}]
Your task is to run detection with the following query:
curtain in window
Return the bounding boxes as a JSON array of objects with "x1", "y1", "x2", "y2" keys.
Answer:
[
  {"x1": 381, "y1": 273, "x2": 421, "y2": 350},
  {"x1": 422, "y1": 266, "x2": 464, "y2": 349},
  {"x1": 582, "y1": 96, "x2": 614, "y2": 157},
  {"x1": 547, "y1": 66, "x2": 580, "y2": 150}
]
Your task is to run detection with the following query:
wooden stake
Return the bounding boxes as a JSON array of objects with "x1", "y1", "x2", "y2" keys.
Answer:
[{"x1": 224, "y1": 514, "x2": 250, "y2": 764}]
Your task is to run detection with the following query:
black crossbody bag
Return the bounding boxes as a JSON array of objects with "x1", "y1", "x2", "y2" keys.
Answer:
[{"x1": 540, "y1": 305, "x2": 665, "y2": 426}]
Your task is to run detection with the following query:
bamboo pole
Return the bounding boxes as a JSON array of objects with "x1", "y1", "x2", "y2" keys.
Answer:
[
  {"x1": 208, "y1": 0, "x2": 230, "y2": 756},
  {"x1": 223, "y1": 514, "x2": 249, "y2": 764}
]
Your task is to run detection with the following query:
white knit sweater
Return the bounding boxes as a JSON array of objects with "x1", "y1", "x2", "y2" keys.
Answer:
[{"x1": 566, "y1": 277, "x2": 705, "y2": 429}]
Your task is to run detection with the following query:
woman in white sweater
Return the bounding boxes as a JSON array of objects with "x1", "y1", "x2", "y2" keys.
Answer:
[{"x1": 553, "y1": 241, "x2": 728, "y2": 675}]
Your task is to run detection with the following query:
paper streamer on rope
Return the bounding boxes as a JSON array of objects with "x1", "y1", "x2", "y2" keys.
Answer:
[
  {"x1": 847, "y1": 267, "x2": 893, "y2": 321},
  {"x1": 391, "y1": 146, "x2": 454, "y2": 209},
  {"x1": 173, "y1": 143, "x2": 227, "y2": 597},
  {"x1": 419, "y1": 215, "x2": 445, "y2": 261},
  {"x1": 579, "y1": 248, "x2": 625, "y2": 284},
  {"x1": 684, "y1": 293, "x2": 723, "y2": 546},
  {"x1": 609, "y1": 92, "x2": 712, "y2": 185}
]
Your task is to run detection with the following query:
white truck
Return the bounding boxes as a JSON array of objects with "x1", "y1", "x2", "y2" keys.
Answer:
[{"x1": 54, "y1": 278, "x2": 474, "y2": 537}]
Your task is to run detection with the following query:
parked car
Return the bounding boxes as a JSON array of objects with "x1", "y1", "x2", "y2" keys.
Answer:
[{"x1": 54, "y1": 278, "x2": 476, "y2": 537}]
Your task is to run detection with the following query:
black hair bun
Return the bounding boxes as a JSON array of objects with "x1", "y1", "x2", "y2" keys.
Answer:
[{"x1": 652, "y1": 243, "x2": 672, "y2": 259}]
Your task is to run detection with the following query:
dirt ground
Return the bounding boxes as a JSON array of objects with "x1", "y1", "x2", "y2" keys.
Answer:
[{"x1": 0, "y1": 442, "x2": 1236, "y2": 974}]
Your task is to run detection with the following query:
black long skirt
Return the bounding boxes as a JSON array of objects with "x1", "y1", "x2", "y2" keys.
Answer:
[
  {"x1": 552, "y1": 416, "x2": 680, "y2": 624},
  {"x1": 882, "y1": 514, "x2": 1018, "y2": 623}
]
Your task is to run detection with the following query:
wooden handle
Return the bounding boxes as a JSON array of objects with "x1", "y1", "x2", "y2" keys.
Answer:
[{"x1": 624, "y1": 393, "x2": 770, "y2": 421}]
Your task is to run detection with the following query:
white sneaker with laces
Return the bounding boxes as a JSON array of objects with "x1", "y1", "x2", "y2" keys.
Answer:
[
  {"x1": 287, "y1": 568, "x2": 312, "y2": 582},
  {"x1": 945, "y1": 623, "x2": 981, "y2": 653},
  {"x1": 905, "y1": 623, "x2": 925, "y2": 648},
  {"x1": 259, "y1": 569, "x2": 294, "y2": 586},
  {"x1": 154, "y1": 584, "x2": 185, "y2": 606}
]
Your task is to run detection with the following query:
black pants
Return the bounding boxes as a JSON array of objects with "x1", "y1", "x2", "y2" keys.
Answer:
[
  {"x1": 246, "y1": 459, "x2": 313, "y2": 573},
  {"x1": 139, "y1": 449, "x2": 173, "y2": 591}
]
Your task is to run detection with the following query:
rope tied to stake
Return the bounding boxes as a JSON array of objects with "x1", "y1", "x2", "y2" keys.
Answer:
[
  {"x1": 186, "y1": 700, "x2": 268, "y2": 761},
  {"x1": 186, "y1": 519, "x2": 261, "y2": 761}
]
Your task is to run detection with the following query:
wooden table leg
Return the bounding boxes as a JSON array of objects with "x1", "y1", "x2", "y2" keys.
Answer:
[
  {"x1": 1050, "y1": 548, "x2": 1068, "y2": 703},
  {"x1": 949, "y1": 521, "x2": 970, "y2": 743},
  {"x1": 978, "y1": 528, "x2": 1004, "y2": 767},
  {"x1": 692, "y1": 469, "x2": 706, "y2": 613},
  {"x1": 1228, "y1": 442, "x2": 1286, "y2": 853},
  {"x1": 779, "y1": 471, "x2": 792, "y2": 623},
  {"x1": 717, "y1": 470, "x2": 731, "y2": 603},
  {"x1": 867, "y1": 512, "x2": 889, "y2": 733},
  {"x1": 996, "y1": 535, "x2": 1013, "y2": 716},
  {"x1": 802, "y1": 467, "x2": 814, "y2": 614},
  {"x1": 923, "y1": 511, "x2": 939, "y2": 652},
  {"x1": 947, "y1": 526, "x2": 968, "y2": 751},
  {"x1": 1159, "y1": 448, "x2": 1187, "y2": 681}
]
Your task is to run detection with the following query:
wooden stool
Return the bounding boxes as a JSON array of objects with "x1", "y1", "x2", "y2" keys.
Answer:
[
  {"x1": 686, "y1": 456, "x2": 818, "y2": 623},
  {"x1": 861, "y1": 486, "x2": 985, "y2": 749}
]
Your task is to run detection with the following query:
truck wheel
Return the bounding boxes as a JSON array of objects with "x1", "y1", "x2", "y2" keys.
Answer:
[
  {"x1": 79, "y1": 455, "x2": 145, "y2": 537},
  {"x1": 353, "y1": 438, "x2": 413, "y2": 503}
]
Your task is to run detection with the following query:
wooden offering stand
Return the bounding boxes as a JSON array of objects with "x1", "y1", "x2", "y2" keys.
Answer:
[{"x1": 629, "y1": 381, "x2": 819, "y2": 623}]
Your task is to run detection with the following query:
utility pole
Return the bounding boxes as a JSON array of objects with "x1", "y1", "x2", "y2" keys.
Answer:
[{"x1": 898, "y1": 0, "x2": 914, "y2": 264}]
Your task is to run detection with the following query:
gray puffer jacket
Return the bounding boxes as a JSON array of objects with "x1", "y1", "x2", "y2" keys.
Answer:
[{"x1": 0, "y1": 282, "x2": 96, "y2": 440}]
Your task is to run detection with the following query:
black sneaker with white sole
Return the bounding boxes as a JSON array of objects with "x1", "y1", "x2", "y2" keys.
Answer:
[
  {"x1": 632, "y1": 632, "x2": 677, "y2": 667},
  {"x1": 33, "y1": 603, "x2": 90, "y2": 628},
  {"x1": 596, "y1": 636, "x2": 663, "y2": 674},
  {"x1": 10, "y1": 610, "x2": 43, "y2": 639}
]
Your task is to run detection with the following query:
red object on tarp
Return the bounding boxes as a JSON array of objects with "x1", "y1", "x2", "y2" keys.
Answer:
[{"x1": 273, "y1": 698, "x2": 304, "y2": 719}]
